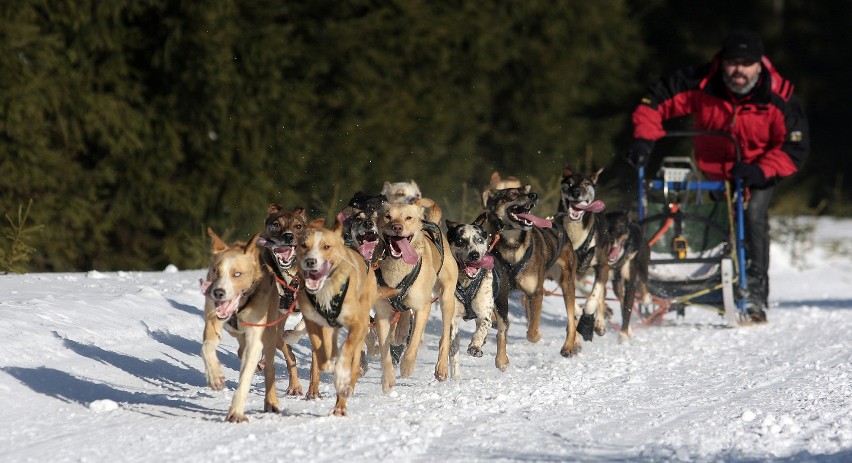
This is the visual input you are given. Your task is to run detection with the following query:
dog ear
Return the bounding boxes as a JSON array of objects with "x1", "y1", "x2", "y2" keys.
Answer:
[
  {"x1": 245, "y1": 233, "x2": 261, "y2": 255},
  {"x1": 207, "y1": 227, "x2": 229, "y2": 253},
  {"x1": 591, "y1": 167, "x2": 604, "y2": 184},
  {"x1": 563, "y1": 163, "x2": 573, "y2": 178},
  {"x1": 292, "y1": 207, "x2": 306, "y2": 217},
  {"x1": 308, "y1": 218, "x2": 325, "y2": 229},
  {"x1": 331, "y1": 217, "x2": 344, "y2": 235},
  {"x1": 445, "y1": 219, "x2": 459, "y2": 230},
  {"x1": 522, "y1": 184, "x2": 532, "y2": 194},
  {"x1": 267, "y1": 203, "x2": 283, "y2": 215}
]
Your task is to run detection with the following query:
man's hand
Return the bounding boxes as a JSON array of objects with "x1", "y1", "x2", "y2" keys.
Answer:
[
  {"x1": 626, "y1": 138, "x2": 654, "y2": 168},
  {"x1": 730, "y1": 162, "x2": 766, "y2": 187}
]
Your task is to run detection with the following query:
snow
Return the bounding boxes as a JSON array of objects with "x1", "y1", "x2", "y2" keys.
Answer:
[{"x1": 1, "y1": 217, "x2": 851, "y2": 463}]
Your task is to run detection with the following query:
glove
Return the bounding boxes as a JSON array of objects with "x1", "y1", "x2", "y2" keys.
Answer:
[
  {"x1": 626, "y1": 138, "x2": 654, "y2": 168},
  {"x1": 730, "y1": 162, "x2": 766, "y2": 187}
]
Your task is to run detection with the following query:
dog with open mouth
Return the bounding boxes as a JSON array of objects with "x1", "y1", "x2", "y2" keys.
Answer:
[
  {"x1": 446, "y1": 218, "x2": 511, "y2": 374},
  {"x1": 554, "y1": 165, "x2": 612, "y2": 345},
  {"x1": 481, "y1": 185, "x2": 579, "y2": 357},
  {"x1": 373, "y1": 198, "x2": 458, "y2": 390},
  {"x1": 294, "y1": 218, "x2": 392, "y2": 416},
  {"x1": 338, "y1": 191, "x2": 385, "y2": 264},
  {"x1": 257, "y1": 203, "x2": 309, "y2": 396},
  {"x1": 605, "y1": 210, "x2": 651, "y2": 342},
  {"x1": 199, "y1": 228, "x2": 281, "y2": 422}
]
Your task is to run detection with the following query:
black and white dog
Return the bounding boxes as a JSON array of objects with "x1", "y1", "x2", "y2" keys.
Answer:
[{"x1": 446, "y1": 219, "x2": 511, "y2": 374}]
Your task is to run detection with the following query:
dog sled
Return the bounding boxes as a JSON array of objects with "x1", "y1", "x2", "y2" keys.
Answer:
[{"x1": 634, "y1": 130, "x2": 749, "y2": 324}]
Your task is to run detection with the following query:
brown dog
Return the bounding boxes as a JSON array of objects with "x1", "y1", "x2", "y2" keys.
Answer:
[
  {"x1": 200, "y1": 228, "x2": 280, "y2": 422},
  {"x1": 257, "y1": 203, "x2": 307, "y2": 396},
  {"x1": 481, "y1": 185, "x2": 579, "y2": 357},
  {"x1": 374, "y1": 198, "x2": 458, "y2": 390},
  {"x1": 295, "y1": 218, "x2": 384, "y2": 416},
  {"x1": 555, "y1": 166, "x2": 611, "y2": 344}
]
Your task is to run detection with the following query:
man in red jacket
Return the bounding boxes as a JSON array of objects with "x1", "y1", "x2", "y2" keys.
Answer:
[{"x1": 627, "y1": 30, "x2": 809, "y2": 323}]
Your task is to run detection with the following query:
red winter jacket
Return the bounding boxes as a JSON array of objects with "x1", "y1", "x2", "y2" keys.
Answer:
[{"x1": 632, "y1": 55, "x2": 809, "y2": 183}]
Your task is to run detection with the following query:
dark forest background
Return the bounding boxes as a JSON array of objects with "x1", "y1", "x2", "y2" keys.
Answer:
[{"x1": 2, "y1": 0, "x2": 850, "y2": 272}]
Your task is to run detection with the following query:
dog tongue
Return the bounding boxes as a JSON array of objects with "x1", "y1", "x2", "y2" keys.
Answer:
[
  {"x1": 358, "y1": 240, "x2": 378, "y2": 260},
  {"x1": 396, "y1": 238, "x2": 419, "y2": 265},
  {"x1": 516, "y1": 213, "x2": 553, "y2": 229},
  {"x1": 608, "y1": 244, "x2": 622, "y2": 263},
  {"x1": 572, "y1": 200, "x2": 606, "y2": 213},
  {"x1": 215, "y1": 292, "x2": 242, "y2": 319},
  {"x1": 463, "y1": 254, "x2": 494, "y2": 277},
  {"x1": 275, "y1": 246, "x2": 295, "y2": 262}
]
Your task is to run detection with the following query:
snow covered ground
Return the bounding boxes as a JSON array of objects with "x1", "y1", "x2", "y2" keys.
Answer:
[{"x1": 1, "y1": 217, "x2": 850, "y2": 462}]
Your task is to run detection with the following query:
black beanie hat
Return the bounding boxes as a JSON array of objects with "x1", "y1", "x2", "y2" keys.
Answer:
[{"x1": 720, "y1": 30, "x2": 764, "y2": 62}]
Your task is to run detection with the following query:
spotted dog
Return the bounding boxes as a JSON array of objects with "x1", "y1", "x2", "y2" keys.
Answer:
[
  {"x1": 605, "y1": 210, "x2": 651, "y2": 343},
  {"x1": 446, "y1": 219, "x2": 511, "y2": 374},
  {"x1": 554, "y1": 165, "x2": 611, "y2": 344},
  {"x1": 481, "y1": 185, "x2": 579, "y2": 357},
  {"x1": 200, "y1": 228, "x2": 280, "y2": 422},
  {"x1": 339, "y1": 191, "x2": 386, "y2": 265}
]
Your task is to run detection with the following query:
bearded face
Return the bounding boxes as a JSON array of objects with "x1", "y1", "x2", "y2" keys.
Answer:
[{"x1": 721, "y1": 59, "x2": 762, "y2": 95}]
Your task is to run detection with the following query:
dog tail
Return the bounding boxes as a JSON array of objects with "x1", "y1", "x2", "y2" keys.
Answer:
[{"x1": 418, "y1": 197, "x2": 443, "y2": 223}]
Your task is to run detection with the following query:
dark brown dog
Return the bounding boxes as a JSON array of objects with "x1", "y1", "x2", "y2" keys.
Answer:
[
  {"x1": 481, "y1": 185, "x2": 579, "y2": 357},
  {"x1": 605, "y1": 210, "x2": 651, "y2": 342}
]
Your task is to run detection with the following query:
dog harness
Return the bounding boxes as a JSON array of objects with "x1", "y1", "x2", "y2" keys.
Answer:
[
  {"x1": 273, "y1": 269, "x2": 301, "y2": 313},
  {"x1": 493, "y1": 237, "x2": 534, "y2": 282},
  {"x1": 421, "y1": 221, "x2": 446, "y2": 274},
  {"x1": 455, "y1": 265, "x2": 502, "y2": 321},
  {"x1": 305, "y1": 278, "x2": 350, "y2": 328},
  {"x1": 375, "y1": 257, "x2": 422, "y2": 313}
]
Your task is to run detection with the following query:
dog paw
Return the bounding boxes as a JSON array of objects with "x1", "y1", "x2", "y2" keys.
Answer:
[
  {"x1": 467, "y1": 345, "x2": 484, "y2": 357},
  {"x1": 285, "y1": 384, "x2": 303, "y2": 396},
  {"x1": 526, "y1": 330, "x2": 542, "y2": 343},
  {"x1": 434, "y1": 368, "x2": 449, "y2": 382},
  {"x1": 207, "y1": 372, "x2": 226, "y2": 390},
  {"x1": 225, "y1": 409, "x2": 248, "y2": 423},
  {"x1": 264, "y1": 401, "x2": 281, "y2": 414},
  {"x1": 332, "y1": 406, "x2": 348, "y2": 417},
  {"x1": 595, "y1": 321, "x2": 607, "y2": 337},
  {"x1": 304, "y1": 390, "x2": 322, "y2": 400},
  {"x1": 496, "y1": 358, "x2": 509, "y2": 372}
]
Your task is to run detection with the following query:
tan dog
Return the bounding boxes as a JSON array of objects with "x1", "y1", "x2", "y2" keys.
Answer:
[
  {"x1": 374, "y1": 198, "x2": 458, "y2": 390},
  {"x1": 295, "y1": 218, "x2": 382, "y2": 416},
  {"x1": 200, "y1": 228, "x2": 280, "y2": 422},
  {"x1": 381, "y1": 179, "x2": 422, "y2": 204}
]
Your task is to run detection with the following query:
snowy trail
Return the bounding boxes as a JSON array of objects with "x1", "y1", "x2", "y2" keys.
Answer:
[{"x1": 1, "y1": 218, "x2": 852, "y2": 462}]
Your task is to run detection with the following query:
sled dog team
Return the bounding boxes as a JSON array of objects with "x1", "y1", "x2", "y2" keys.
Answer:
[{"x1": 200, "y1": 169, "x2": 650, "y2": 421}]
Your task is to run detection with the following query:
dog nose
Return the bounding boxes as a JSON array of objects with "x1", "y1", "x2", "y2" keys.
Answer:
[
  {"x1": 304, "y1": 258, "x2": 317, "y2": 268},
  {"x1": 365, "y1": 220, "x2": 374, "y2": 228},
  {"x1": 392, "y1": 223, "x2": 403, "y2": 234},
  {"x1": 528, "y1": 192, "x2": 538, "y2": 200},
  {"x1": 469, "y1": 251, "x2": 480, "y2": 261},
  {"x1": 212, "y1": 288, "x2": 225, "y2": 300},
  {"x1": 283, "y1": 232, "x2": 294, "y2": 243}
]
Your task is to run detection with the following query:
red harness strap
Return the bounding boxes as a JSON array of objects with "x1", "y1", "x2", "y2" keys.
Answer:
[{"x1": 242, "y1": 274, "x2": 299, "y2": 327}]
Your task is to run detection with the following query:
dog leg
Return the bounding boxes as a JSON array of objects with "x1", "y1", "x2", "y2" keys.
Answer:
[
  {"x1": 201, "y1": 316, "x2": 226, "y2": 390},
  {"x1": 559, "y1": 267, "x2": 582, "y2": 357},
  {"x1": 619, "y1": 265, "x2": 636, "y2": 343},
  {"x1": 332, "y1": 321, "x2": 367, "y2": 416},
  {"x1": 434, "y1": 287, "x2": 457, "y2": 382},
  {"x1": 449, "y1": 305, "x2": 462, "y2": 380},
  {"x1": 275, "y1": 341, "x2": 303, "y2": 396},
  {"x1": 373, "y1": 303, "x2": 396, "y2": 393},
  {"x1": 401, "y1": 304, "x2": 431, "y2": 378},
  {"x1": 590, "y1": 263, "x2": 610, "y2": 337},
  {"x1": 494, "y1": 299, "x2": 510, "y2": 371},
  {"x1": 525, "y1": 289, "x2": 544, "y2": 343},
  {"x1": 304, "y1": 318, "x2": 327, "y2": 400},
  {"x1": 226, "y1": 327, "x2": 265, "y2": 423},
  {"x1": 262, "y1": 324, "x2": 281, "y2": 413},
  {"x1": 468, "y1": 305, "x2": 492, "y2": 358}
]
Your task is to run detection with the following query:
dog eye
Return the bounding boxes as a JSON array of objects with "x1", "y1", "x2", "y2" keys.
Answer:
[
  {"x1": 233, "y1": 271, "x2": 242, "y2": 277},
  {"x1": 476, "y1": 237, "x2": 484, "y2": 244},
  {"x1": 268, "y1": 222, "x2": 280, "y2": 230},
  {"x1": 322, "y1": 244, "x2": 331, "y2": 250},
  {"x1": 294, "y1": 224, "x2": 302, "y2": 230},
  {"x1": 561, "y1": 184, "x2": 569, "y2": 192}
]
